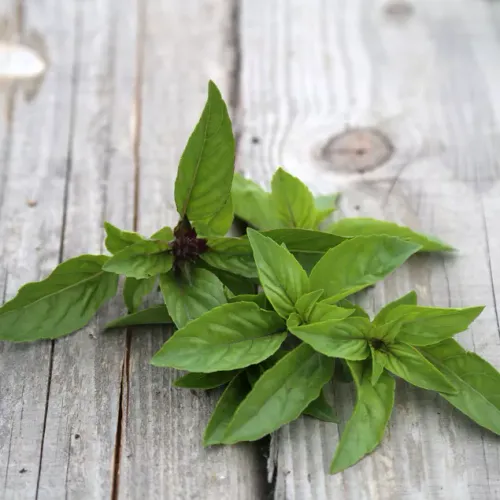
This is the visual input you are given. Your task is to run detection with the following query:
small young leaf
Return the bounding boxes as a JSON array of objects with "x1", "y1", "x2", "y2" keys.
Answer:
[
  {"x1": 295, "y1": 290, "x2": 324, "y2": 322},
  {"x1": 0, "y1": 255, "x2": 118, "y2": 342},
  {"x1": 384, "y1": 305, "x2": 484, "y2": 346},
  {"x1": 222, "y1": 343, "x2": 334, "y2": 443},
  {"x1": 228, "y1": 292, "x2": 269, "y2": 309},
  {"x1": 309, "y1": 236, "x2": 421, "y2": 303},
  {"x1": 104, "y1": 221, "x2": 143, "y2": 254},
  {"x1": 105, "y1": 305, "x2": 172, "y2": 329},
  {"x1": 247, "y1": 229, "x2": 309, "y2": 318},
  {"x1": 174, "y1": 370, "x2": 239, "y2": 389},
  {"x1": 373, "y1": 291, "x2": 417, "y2": 325},
  {"x1": 288, "y1": 317, "x2": 371, "y2": 361},
  {"x1": 330, "y1": 361, "x2": 395, "y2": 473},
  {"x1": 370, "y1": 347, "x2": 388, "y2": 385},
  {"x1": 314, "y1": 193, "x2": 339, "y2": 222},
  {"x1": 103, "y1": 240, "x2": 173, "y2": 279},
  {"x1": 308, "y1": 301, "x2": 354, "y2": 323},
  {"x1": 304, "y1": 388, "x2": 338, "y2": 423},
  {"x1": 160, "y1": 268, "x2": 226, "y2": 328},
  {"x1": 174, "y1": 81, "x2": 235, "y2": 224},
  {"x1": 270, "y1": 168, "x2": 317, "y2": 229},
  {"x1": 123, "y1": 276, "x2": 156, "y2": 313},
  {"x1": 232, "y1": 173, "x2": 279, "y2": 229},
  {"x1": 337, "y1": 299, "x2": 370, "y2": 319},
  {"x1": 385, "y1": 342, "x2": 457, "y2": 394},
  {"x1": 151, "y1": 302, "x2": 286, "y2": 372},
  {"x1": 328, "y1": 218, "x2": 454, "y2": 252},
  {"x1": 421, "y1": 339, "x2": 500, "y2": 435},
  {"x1": 150, "y1": 226, "x2": 174, "y2": 240},
  {"x1": 204, "y1": 372, "x2": 251, "y2": 446}
]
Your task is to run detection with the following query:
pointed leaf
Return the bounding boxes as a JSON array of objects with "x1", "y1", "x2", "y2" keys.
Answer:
[
  {"x1": 373, "y1": 291, "x2": 417, "y2": 325},
  {"x1": 150, "y1": 226, "x2": 174, "y2": 240},
  {"x1": 228, "y1": 292, "x2": 269, "y2": 309},
  {"x1": 204, "y1": 372, "x2": 251, "y2": 446},
  {"x1": 422, "y1": 339, "x2": 500, "y2": 435},
  {"x1": 304, "y1": 388, "x2": 338, "y2": 423},
  {"x1": 330, "y1": 361, "x2": 395, "y2": 473},
  {"x1": 151, "y1": 302, "x2": 286, "y2": 372},
  {"x1": 105, "y1": 305, "x2": 172, "y2": 329},
  {"x1": 123, "y1": 276, "x2": 156, "y2": 313},
  {"x1": 104, "y1": 221, "x2": 143, "y2": 254},
  {"x1": 0, "y1": 255, "x2": 118, "y2": 342},
  {"x1": 386, "y1": 342, "x2": 457, "y2": 394},
  {"x1": 288, "y1": 317, "x2": 371, "y2": 361},
  {"x1": 194, "y1": 195, "x2": 234, "y2": 236},
  {"x1": 308, "y1": 301, "x2": 354, "y2": 323},
  {"x1": 223, "y1": 344, "x2": 334, "y2": 443},
  {"x1": 103, "y1": 240, "x2": 173, "y2": 279},
  {"x1": 174, "y1": 370, "x2": 238, "y2": 389},
  {"x1": 370, "y1": 347, "x2": 388, "y2": 385},
  {"x1": 384, "y1": 305, "x2": 484, "y2": 346},
  {"x1": 247, "y1": 229, "x2": 309, "y2": 318},
  {"x1": 295, "y1": 290, "x2": 324, "y2": 322},
  {"x1": 309, "y1": 236, "x2": 421, "y2": 303},
  {"x1": 337, "y1": 299, "x2": 370, "y2": 319},
  {"x1": 175, "y1": 81, "x2": 235, "y2": 223}
]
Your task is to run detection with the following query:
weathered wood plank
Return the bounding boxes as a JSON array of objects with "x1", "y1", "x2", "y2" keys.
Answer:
[
  {"x1": 238, "y1": 0, "x2": 500, "y2": 498},
  {"x1": 35, "y1": 1, "x2": 138, "y2": 498},
  {"x1": 0, "y1": 1, "x2": 76, "y2": 497},
  {"x1": 116, "y1": 1, "x2": 266, "y2": 499}
]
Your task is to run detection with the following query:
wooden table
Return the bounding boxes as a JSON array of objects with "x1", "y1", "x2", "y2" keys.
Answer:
[{"x1": 1, "y1": 0, "x2": 499, "y2": 498}]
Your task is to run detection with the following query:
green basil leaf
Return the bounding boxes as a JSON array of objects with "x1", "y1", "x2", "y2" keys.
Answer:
[
  {"x1": 373, "y1": 291, "x2": 417, "y2": 325},
  {"x1": 203, "y1": 372, "x2": 251, "y2": 446},
  {"x1": 0, "y1": 255, "x2": 118, "y2": 342},
  {"x1": 328, "y1": 217, "x2": 454, "y2": 252},
  {"x1": 174, "y1": 81, "x2": 235, "y2": 223},
  {"x1": 304, "y1": 387, "x2": 338, "y2": 423},
  {"x1": 370, "y1": 347, "x2": 388, "y2": 385},
  {"x1": 150, "y1": 226, "x2": 174, "y2": 240},
  {"x1": 228, "y1": 292, "x2": 269, "y2": 309},
  {"x1": 123, "y1": 276, "x2": 157, "y2": 313},
  {"x1": 385, "y1": 342, "x2": 457, "y2": 394},
  {"x1": 288, "y1": 317, "x2": 370, "y2": 361},
  {"x1": 103, "y1": 240, "x2": 173, "y2": 279},
  {"x1": 194, "y1": 195, "x2": 234, "y2": 236},
  {"x1": 151, "y1": 302, "x2": 286, "y2": 372},
  {"x1": 314, "y1": 194, "x2": 339, "y2": 228},
  {"x1": 174, "y1": 370, "x2": 238, "y2": 389},
  {"x1": 247, "y1": 229, "x2": 309, "y2": 318},
  {"x1": 337, "y1": 299, "x2": 370, "y2": 319},
  {"x1": 330, "y1": 361, "x2": 395, "y2": 473},
  {"x1": 308, "y1": 301, "x2": 354, "y2": 323},
  {"x1": 103, "y1": 221, "x2": 143, "y2": 254},
  {"x1": 270, "y1": 168, "x2": 317, "y2": 229},
  {"x1": 105, "y1": 305, "x2": 172, "y2": 329},
  {"x1": 223, "y1": 344, "x2": 334, "y2": 443},
  {"x1": 200, "y1": 264, "x2": 256, "y2": 296},
  {"x1": 421, "y1": 339, "x2": 500, "y2": 435},
  {"x1": 232, "y1": 173, "x2": 279, "y2": 229},
  {"x1": 384, "y1": 305, "x2": 484, "y2": 346},
  {"x1": 309, "y1": 236, "x2": 421, "y2": 303},
  {"x1": 260, "y1": 228, "x2": 344, "y2": 254},
  {"x1": 202, "y1": 237, "x2": 257, "y2": 278},
  {"x1": 295, "y1": 290, "x2": 324, "y2": 322},
  {"x1": 160, "y1": 268, "x2": 226, "y2": 328}
]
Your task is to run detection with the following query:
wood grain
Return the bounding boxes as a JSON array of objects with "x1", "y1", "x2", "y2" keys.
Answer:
[
  {"x1": 116, "y1": 1, "x2": 265, "y2": 499},
  {"x1": 238, "y1": 0, "x2": 500, "y2": 498}
]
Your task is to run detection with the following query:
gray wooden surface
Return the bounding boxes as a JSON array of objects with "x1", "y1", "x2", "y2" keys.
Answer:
[{"x1": 0, "y1": 0, "x2": 499, "y2": 499}]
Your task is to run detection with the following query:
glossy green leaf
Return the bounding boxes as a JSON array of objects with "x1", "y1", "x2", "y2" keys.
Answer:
[
  {"x1": 308, "y1": 301, "x2": 354, "y2": 323},
  {"x1": 174, "y1": 81, "x2": 235, "y2": 223},
  {"x1": 0, "y1": 255, "x2": 118, "y2": 342},
  {"x1": 204, "y1": 373, "x2": 251, "y2": 446},
  {"x1": 194, "y1": 195, "x2": 234, "y2": 236},
  {"x1": 202, "y1": 237, "x2": 257, "y2": 278},
  {"x1": 174, "y1": 370, "x2": 238, "y2": 389},
  {"x1": 295, "y1": 290, "x2": 324, "y2": 322},
  {"x1": 270, "y1": 168, "x2": 317, "y2": 229},
  {"x1": 373, "y1": 291, "x2": 417, "y2": 325},
  {"x1": 228, "y1": 292, "x2": 268, "y2": 309},
  {"x1": 385, "y1": 342, "x2": 457, "y2": 394},
  {"x1": 103, "y1": 222, "x2": 143, "y2": 254},
  {"x1": 422, "y1": 340, "x2": 500, "y2": 435},
  {"x1": 151, "y1": 302, "x2": 286, "y2": 372},
  {"x1": 105, "y1": 305, "x2": 172, "y2": 329},
  {"x1": 384, "y1": 305, "x2": 484, "y2": 346},
  {"x1": 328, "y1": 217, "x2": 453, "y2": 252},
  {"x1": 330, "y1": 361, "x2": 395, "y2": 473},
  {"x1": 222, "y1": 344, "x2": 334, "y2": 443},
  {"x1": 123, "y1": 276, "x2": 156, "y2": 313},
  {"x1": 247, "y1": 229, "x2": 309, "y2": 318},
  {"x1": 304, "y1": 387, "x2": 338, "y2": 423},
  {"x1": 232, "y1": 173, "x2": 279, "y2": 229},
  {"x1": 103, "y1": 240, "x2": 173, "y2": 279},
  {"x1": 309, "y1": 236, "x2": 421, "y2": 303},
  {"x1": 288, "y1": 317, "x2": 370, "y2": 361},
  {"x1": 160, "y1": 268, "x2": 226, "y2": 328}
]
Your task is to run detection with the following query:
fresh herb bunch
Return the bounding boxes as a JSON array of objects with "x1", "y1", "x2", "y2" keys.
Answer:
[{"x1": 0, "y1": 81, "x2": 498, "y2": 475}]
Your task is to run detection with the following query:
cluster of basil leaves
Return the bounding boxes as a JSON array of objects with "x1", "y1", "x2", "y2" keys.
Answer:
[{"x1": 0, "y1": 82, "x2": 499, "y2": 474}]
